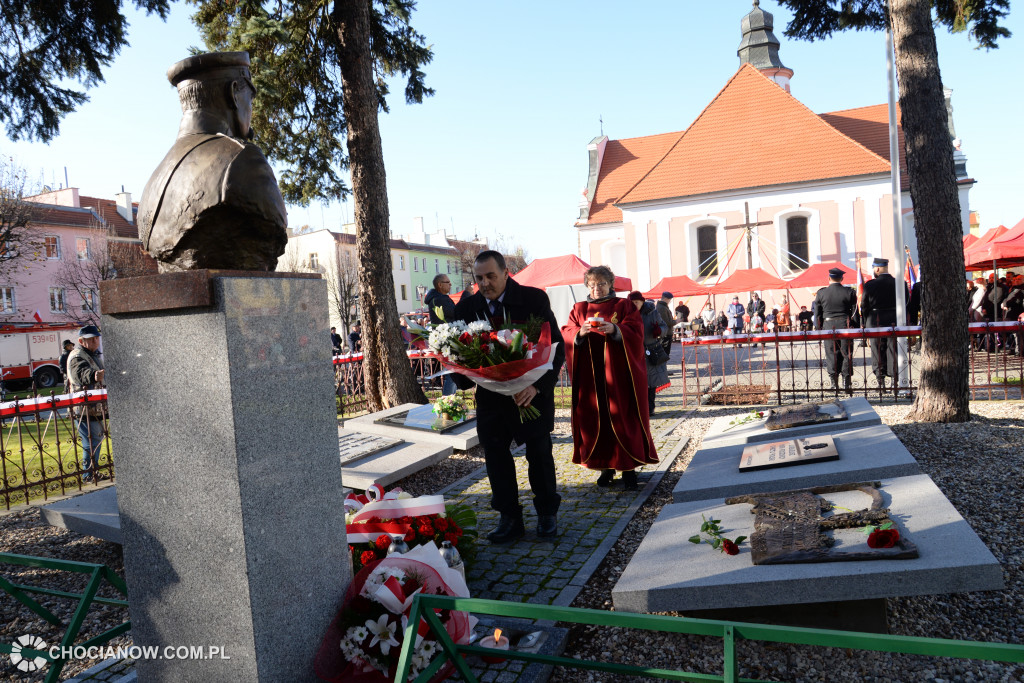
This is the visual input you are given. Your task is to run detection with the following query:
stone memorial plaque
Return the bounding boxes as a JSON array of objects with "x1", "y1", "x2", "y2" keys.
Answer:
[
  {"x1": 765, "y1": 401, "x2": 848, "y2": 431},
  {"x1": 374, "y1": 403, "x2": 477, "y2": 434},
  {"x1": 338, "y1": 434, "x2": 404, "y2": 466},
  {"x1": 739, "y1": 436, "x2": 839, "y2": 472}
]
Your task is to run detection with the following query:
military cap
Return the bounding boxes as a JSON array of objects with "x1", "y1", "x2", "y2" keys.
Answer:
[
  {"x1": 872, "y1": 257, "x2": 889, "y2": 268},
  {"x1": 167, "y1": 51, "x2": 250, "y2": 87},
  {"x1": 661, "y1": 291, "x2": 674, "y2": 299},
  {"x1": 828, "y1": 267, "x2": 844, "y2": 279}
]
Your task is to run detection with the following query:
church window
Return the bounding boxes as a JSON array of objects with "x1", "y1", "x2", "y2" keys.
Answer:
[
  {"x1": 696, "y1": 226, "x2": 718, "y2": 278},
  {"x1": 785, "y1": 216, "x2": 809, "y2": 272}
]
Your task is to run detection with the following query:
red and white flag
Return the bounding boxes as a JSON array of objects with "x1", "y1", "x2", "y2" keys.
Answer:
[
  {"x1": 32, "y1": 310, "x2": 43, "y2": 323},
  {"x1": 855, "y1": 260, "x2": 865, "y2": 319}
]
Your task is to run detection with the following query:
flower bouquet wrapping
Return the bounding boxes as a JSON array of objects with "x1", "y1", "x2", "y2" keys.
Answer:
[
  {"x1": 345, "y1": 485, "x2": 477, "y2": 574},
  {"x1": 410, "y1": 317, "x2": 559, "y2": 421},
  {"x1": 314, "y1": 543, "x2": 477, "y2": 682}
]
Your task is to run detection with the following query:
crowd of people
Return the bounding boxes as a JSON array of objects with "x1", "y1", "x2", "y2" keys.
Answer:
[{"x1": 967, "y1": 270, "x2": 1024, "y2": 354}]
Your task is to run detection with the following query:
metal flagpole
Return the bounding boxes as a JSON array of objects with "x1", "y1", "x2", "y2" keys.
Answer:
[{"x1": 886, "y1": 25, "x2": 910, "y2": 390}]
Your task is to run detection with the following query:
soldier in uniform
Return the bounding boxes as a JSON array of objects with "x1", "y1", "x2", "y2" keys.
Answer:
[
  {"x1": 138, "y1": 52, "x2": 287, "y2": 272},
  {"x1": 860, "y1": 257, "x2": 909, "y2": 391},
  {"x1": 813, "y1": 267, "x2": 858, "y2": 394}
]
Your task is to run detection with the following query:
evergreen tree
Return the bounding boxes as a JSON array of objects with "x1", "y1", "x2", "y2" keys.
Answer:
[
  {"x1": 778, "y1": 0, "x2": 1011, "y2": 423},
  {"x1": 0, "y1": 0, "x2": 171, "y2": 142},
  {"x1": 191, "y1": 0, "x2": 431, "y2": 410}
]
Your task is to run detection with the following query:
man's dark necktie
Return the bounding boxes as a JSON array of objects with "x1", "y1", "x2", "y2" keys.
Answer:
[{"x1": 491, "y1": 299, "x2": 504, "y2": 322}]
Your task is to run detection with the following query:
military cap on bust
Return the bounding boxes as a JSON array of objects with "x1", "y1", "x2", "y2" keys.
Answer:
[
  {"x1": 167, "y1": 51, "x2": 250, "y2": 87},
  {"x1": 872, "y1": 257, "x2": 889, "y2": 268},
  {"x1": 828, "y1": 267, "x2": 844, "y2": 279}
]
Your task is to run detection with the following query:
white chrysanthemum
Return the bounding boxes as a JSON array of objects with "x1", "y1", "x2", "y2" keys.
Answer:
[
  {"x1": 467, "y1": 320, "x2": 492, "y2": 334},
  {"x1": 418, "y1": 639, "x2": 438, "y2": 658},
  {"x1": 351, "y1": 625, "x2": 369, "y2": 641}
]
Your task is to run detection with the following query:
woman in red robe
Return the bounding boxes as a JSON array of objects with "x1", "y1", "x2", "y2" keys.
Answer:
[{"x1": 561, "y1": 266, "x2": 658, "y2": 490}]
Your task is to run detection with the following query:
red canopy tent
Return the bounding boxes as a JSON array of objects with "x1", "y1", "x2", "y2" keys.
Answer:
[
  {"x1": 709, "y1": 268, "x2": 788, "y2": 295},
  {"x1": 511, "y1": 254, "x2": 632, "y2": 291},
  {"x1": 784, "y1": 262, "x2": 864, "y2": 289},
  {"x1": 964, "y1": 225, "x2": 1008, "y2": 264},
  {"x1": 962, "y1": 233, "x2": 979, "y2": 249},
  {"x1": 965, "y1": 218, "x2": 1024, "y2": 269},
  {"x1": 642, "y1": 274, "x2": 710, "y2": 299}
]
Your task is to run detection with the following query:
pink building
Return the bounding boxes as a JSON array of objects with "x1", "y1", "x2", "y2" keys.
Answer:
[{"x1": 4, "y1": 188, "x2": 155, "y2": 326}]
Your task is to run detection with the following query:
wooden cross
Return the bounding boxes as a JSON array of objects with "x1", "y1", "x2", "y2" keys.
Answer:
[{"x1": 733, "y1": 201, "x2": 773, "y2": 270}]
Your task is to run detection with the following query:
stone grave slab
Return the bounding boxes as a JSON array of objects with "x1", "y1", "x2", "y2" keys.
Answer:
[
  {"x1": 674, "y1": 424, "x2": 919, "y2": 503},
  {"x1": 40, "y1": 486, "x2": 122, "y2": 544},
  {"x1": 614, "y1": 474, "x2": 1004, "y2": 625},
  {"x1": 342, "y1": 402, "x2": 479, "y2": 451},
  {"x1": 702, "y1": 397, "x2": 879, "y2": 449},
  {"x1": 340, "y1": 432, "x2": 452, "y2": 491}
]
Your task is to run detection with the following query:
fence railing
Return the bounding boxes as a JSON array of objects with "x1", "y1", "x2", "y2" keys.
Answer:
[
  {"x1": 397, "y1": 594, "x2": 1024, "y2": 683},
  {"x1": 0, "y1": 390, "x2": 112, "y2": 510},
  {"x1": 679, "y1": 321, "x2": 1024, "y2": 406}
]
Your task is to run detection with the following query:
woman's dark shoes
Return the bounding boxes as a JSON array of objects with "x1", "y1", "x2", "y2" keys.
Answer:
[
  {"x1": 622, "y1": 470, "x2": 639, "y2": 491},
  {"x1": 596, "y1": 469, "x2": 615, "y2": 487},
  {"x1": 536, "y1": 515, "x2": 558, "y2": 538},
  {"x1": 486, "y1": 514, "x2": 525, "y2": 545}
]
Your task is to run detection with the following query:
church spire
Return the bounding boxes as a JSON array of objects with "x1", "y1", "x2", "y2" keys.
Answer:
[{"x1": 738, "y1": 0, "x2": 794, "y2": 92}]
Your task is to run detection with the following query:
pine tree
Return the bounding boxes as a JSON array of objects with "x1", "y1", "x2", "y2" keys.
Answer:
[
  {"x1": 191, "y1": 0, "x2": 431, "y2": 409},
  {"x1": 778, "y1": 0, "x2": 1011, "y2": 423},
  {"x1": 0, "y1": 0, "x2": 171, "y2": 142}
]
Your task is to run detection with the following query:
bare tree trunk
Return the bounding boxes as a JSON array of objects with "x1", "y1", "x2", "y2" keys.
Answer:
[
  {"x1": 335, "y1": 0, "x2": 426, "y2": 410},
  {"x1": 890, "y1": 0, "x2": 970, "y2": 422}
]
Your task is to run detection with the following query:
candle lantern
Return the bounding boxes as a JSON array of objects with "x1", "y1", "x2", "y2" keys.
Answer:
[
  {"x1": 478, "y1": 627, "x2": 510, "y2": 663},
  {"x1": 387, "y1": 537, "x2": 409, "y2": 555},
  {"x1": 439, "y1": 540, "x2": 463, "y2": 568}
]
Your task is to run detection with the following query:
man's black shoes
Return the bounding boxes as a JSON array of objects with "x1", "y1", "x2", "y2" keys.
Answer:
[
  {"x1": 487, "y1": 515, "x2": 525, "y2": 545},
  {"x1": 596, "y1": 469, "x2": 615, "y2": 487},
  {"x1": 622, "y1": 471, "x2": 639, "y2": 491},
  {"x1": 843, "y1": 375, "x2": 853, "y2": 395},
  {"x1": 536, "y1": 515, "x2": 558, "y2": 538}
]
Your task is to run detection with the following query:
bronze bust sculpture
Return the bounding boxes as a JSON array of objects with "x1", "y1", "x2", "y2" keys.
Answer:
[{"x1": 138, "y1": 52, "x2": 287, "y2": 272}]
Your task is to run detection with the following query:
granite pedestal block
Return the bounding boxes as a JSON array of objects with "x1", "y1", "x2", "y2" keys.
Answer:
[
  {"x1": 674, "y1": 424, "x2": 919, "y2": 503},
  {"x1": 614, "y1": 474, "x2": 1004, "y2": 627},
  {"x1": 342, "y1": 402, "x2": 479, "y2": 451},
  {"x1": 701, "y1": 397, "x2": 880, "y2": 448},
  {"x1": 100, "y1": 272, "x2": 351, "y2": 682},
  {"x1": 40, "y1": 486, "x2": 121, "y2": 544},
  {"x1": 340, "y1": 432, "x2": 452, "y2": 490}
]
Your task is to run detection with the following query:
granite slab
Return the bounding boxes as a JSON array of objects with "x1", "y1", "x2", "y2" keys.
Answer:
[
  {"x1": 614, "y1": 474, "x2": 1004, "y2": 615},
  {"x1": 702, "y1": 397, "x2": 880, "y2": 448},
  {"x1": 39, "y1": 486, "x2": 121, "y2": 544},
  {"x1": 674, "y1": 424, "x2": 919, "y2": 503},
  {"x1": 340, "y1": 434, "x2": 452, "y2": 491},
  {"x1": 342, "y1": 403, "x2": 479, "y2": 450}
]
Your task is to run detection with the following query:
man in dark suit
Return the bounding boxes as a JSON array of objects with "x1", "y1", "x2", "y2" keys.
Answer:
[
  {"x1": 453, "y1": 250, "x2": 566, "y2": 544},
  {"x1": 860, "y1": 257, "x2": 909, "y2": 390},
  {"x1": 813, "y1": 268, "x2": 858, "y2": 394}
]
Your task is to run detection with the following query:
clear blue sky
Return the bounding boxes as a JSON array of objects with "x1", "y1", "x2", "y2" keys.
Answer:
[{"x1": 4, "y1": 1, "x2": 1022, "y2": 260}]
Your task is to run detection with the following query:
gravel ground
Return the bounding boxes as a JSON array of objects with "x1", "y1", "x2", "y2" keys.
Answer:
[{"x1": 2, "y1": 403, "x2": 1021, "y2": 681}]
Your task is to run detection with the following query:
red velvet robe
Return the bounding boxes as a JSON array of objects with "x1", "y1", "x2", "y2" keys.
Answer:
[{"x1": 561, "y1": 297, "x2": 658, "y2": 471}]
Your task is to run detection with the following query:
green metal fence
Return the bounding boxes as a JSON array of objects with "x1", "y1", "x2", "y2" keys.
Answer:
[
  {"x1": 0, "y1": 552, "x2": 129, "y2": 683},
  {"x1": 397, "y1": 595, "x2": 1024, "y2": 682}
]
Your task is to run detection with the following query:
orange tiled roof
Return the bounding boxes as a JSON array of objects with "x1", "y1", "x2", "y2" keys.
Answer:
[
  {"x1": 579, "y1": 131, "x2": 680, "y2": 226},
  {"x1": 618, "y1": 65, "x2": 892, "y2": 205},
  {"x1": 78, "y1": 196, "x2": 140, "y2": 239},
  {"x1": 819, "y1": 104, "x2": 908, "y2": 190},
  {"x1": 27, "y1": 203, "x2": 103, "y2": 228}
]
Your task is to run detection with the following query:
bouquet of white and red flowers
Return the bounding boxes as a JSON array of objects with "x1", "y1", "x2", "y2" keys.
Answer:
[
  {"x1": 411, "y1": 316, "x2": 559, "y2": 421},
  {"x1": 314, "y1": 543, "x2": 476, "y2": 682}
]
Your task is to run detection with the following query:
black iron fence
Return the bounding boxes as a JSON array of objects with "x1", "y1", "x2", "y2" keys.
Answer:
[
  {"x1": 0, "y1": 390, "x2": 113, "y2": 510},
  {"x1": 679, "y1": 321, "x2": 1024, "y2": 406}
]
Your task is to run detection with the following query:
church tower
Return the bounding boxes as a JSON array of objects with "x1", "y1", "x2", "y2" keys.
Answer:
[{"x1": 737, "y1": 1, "x2": 794, "y2": 92}]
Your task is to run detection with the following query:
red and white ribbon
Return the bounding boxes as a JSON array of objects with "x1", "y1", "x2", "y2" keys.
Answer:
[{"x1": 350, "y1": 495, "x2": 445, "y2": 524}]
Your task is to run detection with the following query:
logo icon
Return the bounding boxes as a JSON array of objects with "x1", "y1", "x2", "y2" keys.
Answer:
[{"x1": 10, "y1": 634, "x2": 48, "y2": 672}]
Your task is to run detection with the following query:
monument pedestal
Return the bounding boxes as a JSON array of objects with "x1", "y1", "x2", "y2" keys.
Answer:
[{"x1": 100, "y1": 271, "x2": 351, "y2": 681}]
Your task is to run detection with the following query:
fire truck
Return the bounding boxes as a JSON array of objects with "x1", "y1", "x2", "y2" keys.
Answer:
[{"x1": 0, "y1": 323, "x2": 80, "y2": 389}]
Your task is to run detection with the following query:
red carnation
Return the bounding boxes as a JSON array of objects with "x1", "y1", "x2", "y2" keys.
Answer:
[
  {"x1": 400, "y1": 516, "x2": 414, "y2": 524},
  {"x1": 459, "y1": 332, "x2": 473, "y2": 344},
  {"x1": 721, "y1": 539, "x2": 740, "y2": 555},
  {"x1": 434, "y1": 518, "x2": 449, "y2": 532},
  {"x1": 867, "y1": 528, "x2": 900, "y2": 549},
  {"x1": 445, "y1": 532, "x2": 459, "y2": 545},
  {"x1": 360, "y1": 550, "x2": 377, "y2": 566},
  {"x1": 375, "y1": 534, "x2": 392, "y2": 551},
  {"x1": 418, "y1": 524, "x2": 434, "y2": 537},
  {"x1": 404, "y1": 577, "x2": 422, "y2": 595},
  {"x1": 404, "y1": 529, "x2": 416, "y2": 542}
]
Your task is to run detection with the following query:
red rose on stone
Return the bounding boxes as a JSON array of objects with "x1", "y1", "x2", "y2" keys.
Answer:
[
  {"x1": 434, "y1": 518, "x2": 449, "y2": 532},
  {"x1": 359, "y1": 550, "x2": 377, "y2": 566},
  {"x1": 375, "y1": 534, "x2": 392, "y2": 551},
  {"x1": 721, "y1": 539, "x2": 740, "y2": 555},
  {"x1": 868, "y1": 528, "x2": 900, "y2": 548}
]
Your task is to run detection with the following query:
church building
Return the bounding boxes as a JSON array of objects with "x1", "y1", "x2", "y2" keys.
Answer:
[{"x1": 575, "y1": 1, "x2": 973, "y2": 306}]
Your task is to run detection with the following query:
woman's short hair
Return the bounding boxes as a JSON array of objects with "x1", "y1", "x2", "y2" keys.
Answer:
[{"x1": 583, "y1": 265, "x2": 615, "y2": 289}]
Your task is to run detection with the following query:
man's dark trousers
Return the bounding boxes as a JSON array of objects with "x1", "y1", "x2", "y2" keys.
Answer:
[
  {"x1": 480, "y1": 424, "x2": 559, "y2": 518},
  {"x1": 822, "y1": 318, "x2": 852, "y2": 380},
  {"x1": 870, "y1": 332, "x2": 898, "y2": 380}
]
